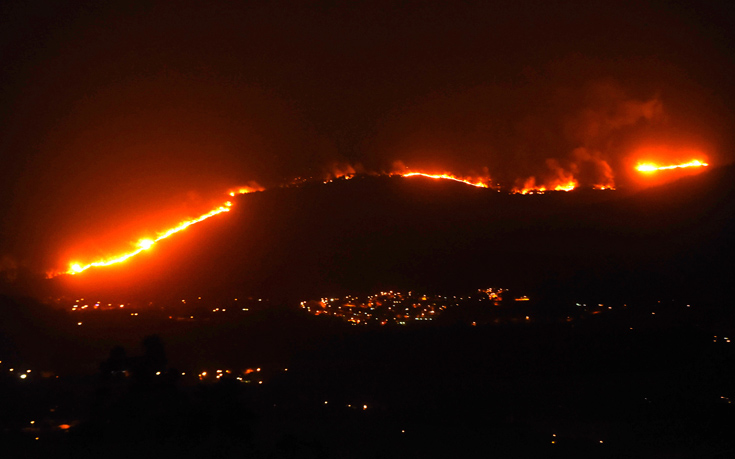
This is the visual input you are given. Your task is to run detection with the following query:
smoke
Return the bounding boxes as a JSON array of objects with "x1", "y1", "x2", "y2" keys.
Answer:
[
  {"x1": 563, "y1": 81, "x2": 664, "y2": 146},
  {"x1": 322, "y1": 161, "x2": 367, "y2": 181},
  {"x1": 367, "y1": 68, "x2": 672, "y2": 189},
  {"x1": 390, "y1": 160, "x2": 409, "y2": 174},
  {"x1": 571, "y1": 147, "x2": 615, "y2": 187},
  {"x1": 544, "y1": 80, "x2": 664, "y2": 188},
  {"x1": 511, "y1": 80, "x2": 667, "y2": 189},
  {"x1": 545, "y1": 158, "x2": 577, "y2": 188}
]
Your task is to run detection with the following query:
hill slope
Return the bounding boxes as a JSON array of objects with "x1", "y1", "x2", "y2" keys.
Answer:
[{"x1": 49, "y1": 166, "x2": 735, "y2": 303}]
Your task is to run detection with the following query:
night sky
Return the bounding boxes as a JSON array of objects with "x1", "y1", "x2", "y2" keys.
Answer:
[{"x1": 1, "y1": 0, "x2": 734, "y2": 272}]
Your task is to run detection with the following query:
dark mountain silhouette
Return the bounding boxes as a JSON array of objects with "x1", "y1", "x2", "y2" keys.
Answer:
[
  {"x1": 3, "y1": 166, "x2": 735, "y2": 459},
  {"x1": 51, "y1": 165, "x2": 735, "y2": 304}
]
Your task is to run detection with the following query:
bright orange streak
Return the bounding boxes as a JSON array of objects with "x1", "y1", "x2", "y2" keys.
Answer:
[
  {"x1": 61, "y1": 169, "x2": 616, "y2": 276},
  {"x1": 636, "y1": 160, "x2": 708, "y2": 173},
  {"x1": 152, "y1": 204, "x2": 230, "y2": 241},
  {"x1": 67, "y1": 204, "x2": 232, "y2": 275},
  {"x1": 398, "y1": 172, "x2": 488, "y2": 188},
  {"x1": 65, "y1": 187, "x2": 258, "y2": 276},
  {"x1": 62, "y1": 173, "x2": 488, "y2": 276}
]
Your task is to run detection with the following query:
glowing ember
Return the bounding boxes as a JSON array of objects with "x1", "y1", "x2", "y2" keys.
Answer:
[
  {"x1": 635, "y1": 160, "x2": 708, "y2": 173},
  {"x1": 397, "y1": 172, "x2": 489, "y2": 188}
]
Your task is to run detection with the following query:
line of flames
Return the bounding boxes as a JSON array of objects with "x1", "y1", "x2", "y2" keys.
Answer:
[
  {"x1": 66, "y1": 202, "x2": 234, "y2": 275},
  {"x1": 513, "y1": 180, "x2": 580, "y2": 195},
  {"x1": 58, "y1": 172, "x2": 496, "y2": 276},
  {"x1": 397, "y1": 172, "x2": 489, "y2": 188},
  {"x1": 60, "y1": 161, "x2": 707, "y2": 276},
  {"x1": 635, "y1": 159, "x2": 708, "y2": 172}
]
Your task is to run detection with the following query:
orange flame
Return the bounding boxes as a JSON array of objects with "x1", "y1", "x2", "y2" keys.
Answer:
[
  {"x1": 513, "y1": 177, "x2": 578, "y2": 194},
  {"x1": 395, "y1": 172, "x2": 489, "y2": 188},
  {"x1": 552, "y1": 181, "x2": 577, "y2": 192},
  {"x1": 635, "y1": 160, "x2": 708, "y2": 173},
  {"x1": 59, "y1": 167, "x2": 619, "y2": 276},
  {"x1": 516, "y1": 186, "x2": 545, "y2": 195},
  {"x1": 65, "y1": 186, "x2": 261, "y2": 275},
  {"x1": 67, "y1": 204, "x2": 232, "y2": 275},
  {"x1": 228, "y1": 183, "x2": 266, "y2": 196}
]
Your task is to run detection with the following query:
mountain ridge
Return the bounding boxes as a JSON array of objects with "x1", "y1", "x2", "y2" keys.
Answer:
[{"x1": 38, "y1": 164, "x2": 735, "y2": 303}]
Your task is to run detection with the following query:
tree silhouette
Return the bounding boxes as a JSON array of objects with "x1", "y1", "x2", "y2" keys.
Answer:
[
  {"x1": 100, "y1": 345, "x2": 128, "y2": 381},
  {"x1": 130, "y1": 334, "x2": 168, "y2": 387}
]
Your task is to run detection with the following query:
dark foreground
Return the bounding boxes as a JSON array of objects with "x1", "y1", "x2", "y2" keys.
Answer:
[{"x1": 2, "y1": 293, "x2": 734, "y2": 458}]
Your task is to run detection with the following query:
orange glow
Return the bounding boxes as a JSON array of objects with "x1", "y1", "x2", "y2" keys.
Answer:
[
  {"x1": 513, "y1": 178, "x2": 578, "y2": 194},
  {"x1": 58, "y1": 168, "x2": 619, "y2": 277},
  {"x1": 137, "y1": 238, "x2": 154, "y2": 250},
  {"x1": 66, "y1": 203, "x2": 232, "y2": 275},
  {"x1": 516, "y1": 186, "x2": 545, "y2": 195},
  {"x1": 228, "y1": 184, "x2": 265, "y2": 197},
  {"x1": 553, "y1": 181, "x2": 577, "y2": 192},
  {"x1": 63, "y1": 183, "x2": 265, "y2": 276},
  {"x1": 635, "y1": 159, "x2": 708, "y2": 173},
  {"x1": 396, "y1": 172, "x2": 489, "y2": 188}
]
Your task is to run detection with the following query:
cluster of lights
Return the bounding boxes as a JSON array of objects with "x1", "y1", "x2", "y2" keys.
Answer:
[
  {"x1": 3, "y1": 365, "x2": 58, "y2": 380},
  {"x1": 301, "y1": 288, "x2": 514, "y2": 326},
  {"x1": 62, "y1": 296, "x2": 263, "y2": 318},
  {"x1": 69, "y1": 298, "x2": 129, "y2": 311},
  {"x1": 195, "y1": 367, "x2": 288, "y2": 384}
]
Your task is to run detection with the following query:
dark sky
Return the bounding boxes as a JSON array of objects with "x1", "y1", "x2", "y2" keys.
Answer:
[{"x1": 1, "y1": 0, "x2": 734, "y2": 272}]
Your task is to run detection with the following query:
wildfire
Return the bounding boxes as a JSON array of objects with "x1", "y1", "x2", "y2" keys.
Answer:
[
  {"x1": 228, "y1": 183, "x2": 266, "y2": 196},
  {"x1": 513, "y1": 178, "x2": 579, "y2": 194},
  {"x1": 60, "y1": 171, "x2": 491, "y2": 276},
  {"x1": 553, "y1": 181, "x2": 577, "y2": 192},
  {"x1": 64, "y1": 187, "x2": 259, "y2": 275},
  {"x1": 59, "y1": 167, "x2": 619, "y2": 276},
  {"x1": 635, "y1": 160, "x2": 708, "y2": 173},
  {"x1": 66, "y1": 204, "x2": 232, "y2": 275},
  {"x1": 396, "y1": 172, "x2": 489, "y2": 188}
]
